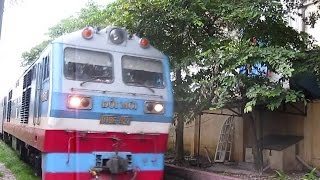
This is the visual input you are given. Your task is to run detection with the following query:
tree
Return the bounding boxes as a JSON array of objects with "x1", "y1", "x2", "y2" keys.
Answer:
[
  {"x1": 193, "y1": 0, "x2": 320, "y2": 171},
  {"x1": 47, "y1": 1, "x2": 109, "y2": 39},
  {"x1": 104, "y1": 0, "x2": 231, "y2": 161},
  {"x1": 21, "y1": 40, "x2": 50, "y2": 67},
  {"x1": 19, "y1": 0, "x2": 320, "y2": 171},
  {"x1": 105, "y1": 0, "x2": 320, "y2": 167}
]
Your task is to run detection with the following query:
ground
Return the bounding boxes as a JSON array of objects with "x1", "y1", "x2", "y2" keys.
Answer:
[
  {"x1": 0, "y1": 163, "x2": 15, "y2": 180},
  {"x1": 165, "y1": 155, "x2": 311, "y2": 180}
]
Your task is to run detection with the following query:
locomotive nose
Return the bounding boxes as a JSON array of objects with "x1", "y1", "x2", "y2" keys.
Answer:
[
  {"x1": 106, "y1": 156, "x2": 129, "y2": 174},
  {"x1": 92, "y1": 152, "x2": 133, "y2": 175}
]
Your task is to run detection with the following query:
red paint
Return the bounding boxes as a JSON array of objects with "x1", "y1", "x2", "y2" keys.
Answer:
[
  {"x1": 44, "y1": 171, "x2": 164, "y2": 180},
  {"x1": 3, "y1": 123, "x2": 46, "y2": 150},
  {"x1": 3, "y1": 122, "x2": 169, "y2": 153}
]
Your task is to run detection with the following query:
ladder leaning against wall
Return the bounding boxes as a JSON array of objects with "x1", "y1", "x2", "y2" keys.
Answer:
[{"x1": 214, "y1": 116, "x2": 235, "y2": 162}]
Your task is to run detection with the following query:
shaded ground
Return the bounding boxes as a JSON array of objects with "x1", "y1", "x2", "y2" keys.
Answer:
[
  {"x1": 206, "y1": 162, "x2": 306, "y2": 180},
  {"x1": 165, "y1": 155, "x2": 310, "y2": 180},
  {"x1": 0, "y1": 163, "x2": 15, "y2": 180}
]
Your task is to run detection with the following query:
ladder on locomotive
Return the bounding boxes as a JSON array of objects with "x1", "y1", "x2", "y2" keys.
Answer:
[{"x1": 214, "y1": 116, "x2": 235, "y2": 162}]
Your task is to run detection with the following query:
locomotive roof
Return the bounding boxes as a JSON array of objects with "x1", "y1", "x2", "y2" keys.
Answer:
[
  {"x1": 52, "y1": 26, "x2": 166, "y2": 59},
  {"x1": 3, "y1": 26, "x2": 168, "y2": 95}
]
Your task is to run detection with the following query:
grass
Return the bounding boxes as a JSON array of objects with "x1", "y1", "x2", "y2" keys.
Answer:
[{"x1": 0, "y1": 140, "x2": 40, "y2": 180}]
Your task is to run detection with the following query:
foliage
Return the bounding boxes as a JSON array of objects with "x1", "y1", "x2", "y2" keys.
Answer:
[
  {"x1": 103, "y1": 0, "x2": 320, "y2": 115},
  {"x1": 274, "y1": 170, "x2": 289, "y2": 180},
  {"x1": 20, "y1": 40, "x2": 50, "y2": 67},
  {"x1": 293, "y1": 48, "x2": 320, "y2": 84},
  {"x1": 47, "y1": 0, "x2": 109, "y2": 39},
  {"x1": 200, "y1": 39, "x2": 308, "y2": 113},
  {"x1": 0, "y1": 141, "x2": 40, "y2": 180},
  {"x1": 194, "y1": 0, "x2": 320, "y2": 113},
  {"x1": 302, "y1": 168, "x2": 318, "y2": 180},
  {"x1": 274, "y1": 168, "x2": 319, "y2": 180}
]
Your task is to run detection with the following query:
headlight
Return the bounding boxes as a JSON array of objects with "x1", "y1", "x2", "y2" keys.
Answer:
[
  {"x1": 69, "y1": 96, "x2": 81, "y2": 107},
  {"x1": 109, "y1": 28, "x2": 126, "y2": 44},
  {"x1": 154, "y1": 104, "x2": 164, "y2": 112},
  {"x1": 67, "y1": 95, "x2": 92, "y2": 109},
  {"x1": 144, "y1": 101, "x2": 165, "y2": 114}
]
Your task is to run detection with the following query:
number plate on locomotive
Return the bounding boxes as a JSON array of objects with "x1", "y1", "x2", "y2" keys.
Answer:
[{"x1": 100, "y1": 116, "x2": 131, "y2": 125}]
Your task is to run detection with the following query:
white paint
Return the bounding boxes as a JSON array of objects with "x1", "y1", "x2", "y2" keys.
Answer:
[{"x1": 44, "y1": 117, "x2": 171, "y2": 134}]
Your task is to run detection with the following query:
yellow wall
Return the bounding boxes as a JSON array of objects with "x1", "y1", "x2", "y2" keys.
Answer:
[
  {"x1": 168, "y1": 101, "x2": 320, "y2": 169},
  {"x1": 304, "y1": 101, "x2": 320, "y2": 168},
  {"x1": 181, "y1": 109, "x2": 243, "y2": 161}
]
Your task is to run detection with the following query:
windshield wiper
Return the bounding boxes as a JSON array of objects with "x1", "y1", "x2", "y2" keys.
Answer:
[
  {"x1": 80, "y1": 76, "x2": 110, "y2": 86},
  {"x1": 130, "y1": 81, "x2": 155, "y2": 93},
  {"x1": 142, "y1": 86, "x2": 155, "y2": 93}
]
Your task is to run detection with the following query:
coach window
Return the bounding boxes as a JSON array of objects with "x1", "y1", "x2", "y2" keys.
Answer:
[
  {"x1": 7, "y1": 90, "x2": 12, "y2": 122},
  {"x1": 43, "y1": 55, "x2": 50, "y2": 80},
  {"x1": 122, "y1": 56, "x2": 165, "y2": 88},
  {"x1": 64, "y1": 48, "x2": 113, "y2": 83},
  {"x1": 32, "y1": 66, "x2": 36, "y2": 80}
]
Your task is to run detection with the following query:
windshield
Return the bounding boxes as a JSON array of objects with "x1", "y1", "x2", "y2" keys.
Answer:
[
  {"x1": 64, "y1": 48, "x2": 113, "y2": 83},
  {"x1": 122, "y1": 55, "x2": 164, "y2": 88}
]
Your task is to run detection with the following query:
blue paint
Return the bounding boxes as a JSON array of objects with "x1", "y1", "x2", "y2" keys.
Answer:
[
  {"x1": 42, "y1": 152, "x2": 164, "y2": 173},
  {"x1": 238, "y1": 63, "x2": 268, "y2": 76},
  {"x1": 50, "y1": 110, "x2": 172, "y2": 123},
  {"x1": 50, "y1": 92, "x2": 173, "y2": 123},
  {"x1": 237, "y1": 39, "x2": 269, "y2": 77},
  {"x1": 48, "y1": 44, "x2": 174, "y2": 123},
  {"x1": 51, "y1": 43, "x2": 63, "y2": 92},
  {"x1": 163, "y1": 56, "x2": 174, "y2": 115}
]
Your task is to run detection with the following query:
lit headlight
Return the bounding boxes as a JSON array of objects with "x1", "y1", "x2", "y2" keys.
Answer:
[
  {"x1": 67, "y1": 95, "x2": 92, "y2": 109},
  {"x1": 154, "y1": 104, "x2": 164, "y2": 112},
  {"x1": 69, "y1": 96, "x2": 81, "y2": 107},
  {"x1": 144, "y1": 101, "x2": 165, "y2": 114},
  {"x1": 109, "y1": 28, "x2": 126, "y2": 44}
]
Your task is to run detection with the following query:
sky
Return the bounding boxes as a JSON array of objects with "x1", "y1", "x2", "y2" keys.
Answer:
[{"x1": 0, "y1": 0, "x2": 114, "y2": 96}]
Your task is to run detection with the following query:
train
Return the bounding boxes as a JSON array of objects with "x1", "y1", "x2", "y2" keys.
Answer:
[{"x1": 0, "y1": 26, "x2": 174, "y2": 180}]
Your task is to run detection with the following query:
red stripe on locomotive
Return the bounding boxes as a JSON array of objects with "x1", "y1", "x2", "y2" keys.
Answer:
[{"x1": 3, "y1": 123, "x2": 169, "y2": 153}]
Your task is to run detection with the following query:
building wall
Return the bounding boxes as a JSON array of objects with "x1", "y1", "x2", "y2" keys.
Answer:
[
  {"x1": 177, "y1": 109, "x2": 244, "y2": 162},
  {"x1": 243, "y1": 104, "x2": 306, "y2": 171},
  {"x1": 287, "y1": 1, "x2": 320, "y2": 44},
  {"x1": 171, "y1": 101, "x2": 320, "y2": 170},
  {"x1": 184, "y1": 119, "x2": 195, "y2": 155},
  {"x1": 304, "y1": 100, "x2": 320, "y2": 167}
]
